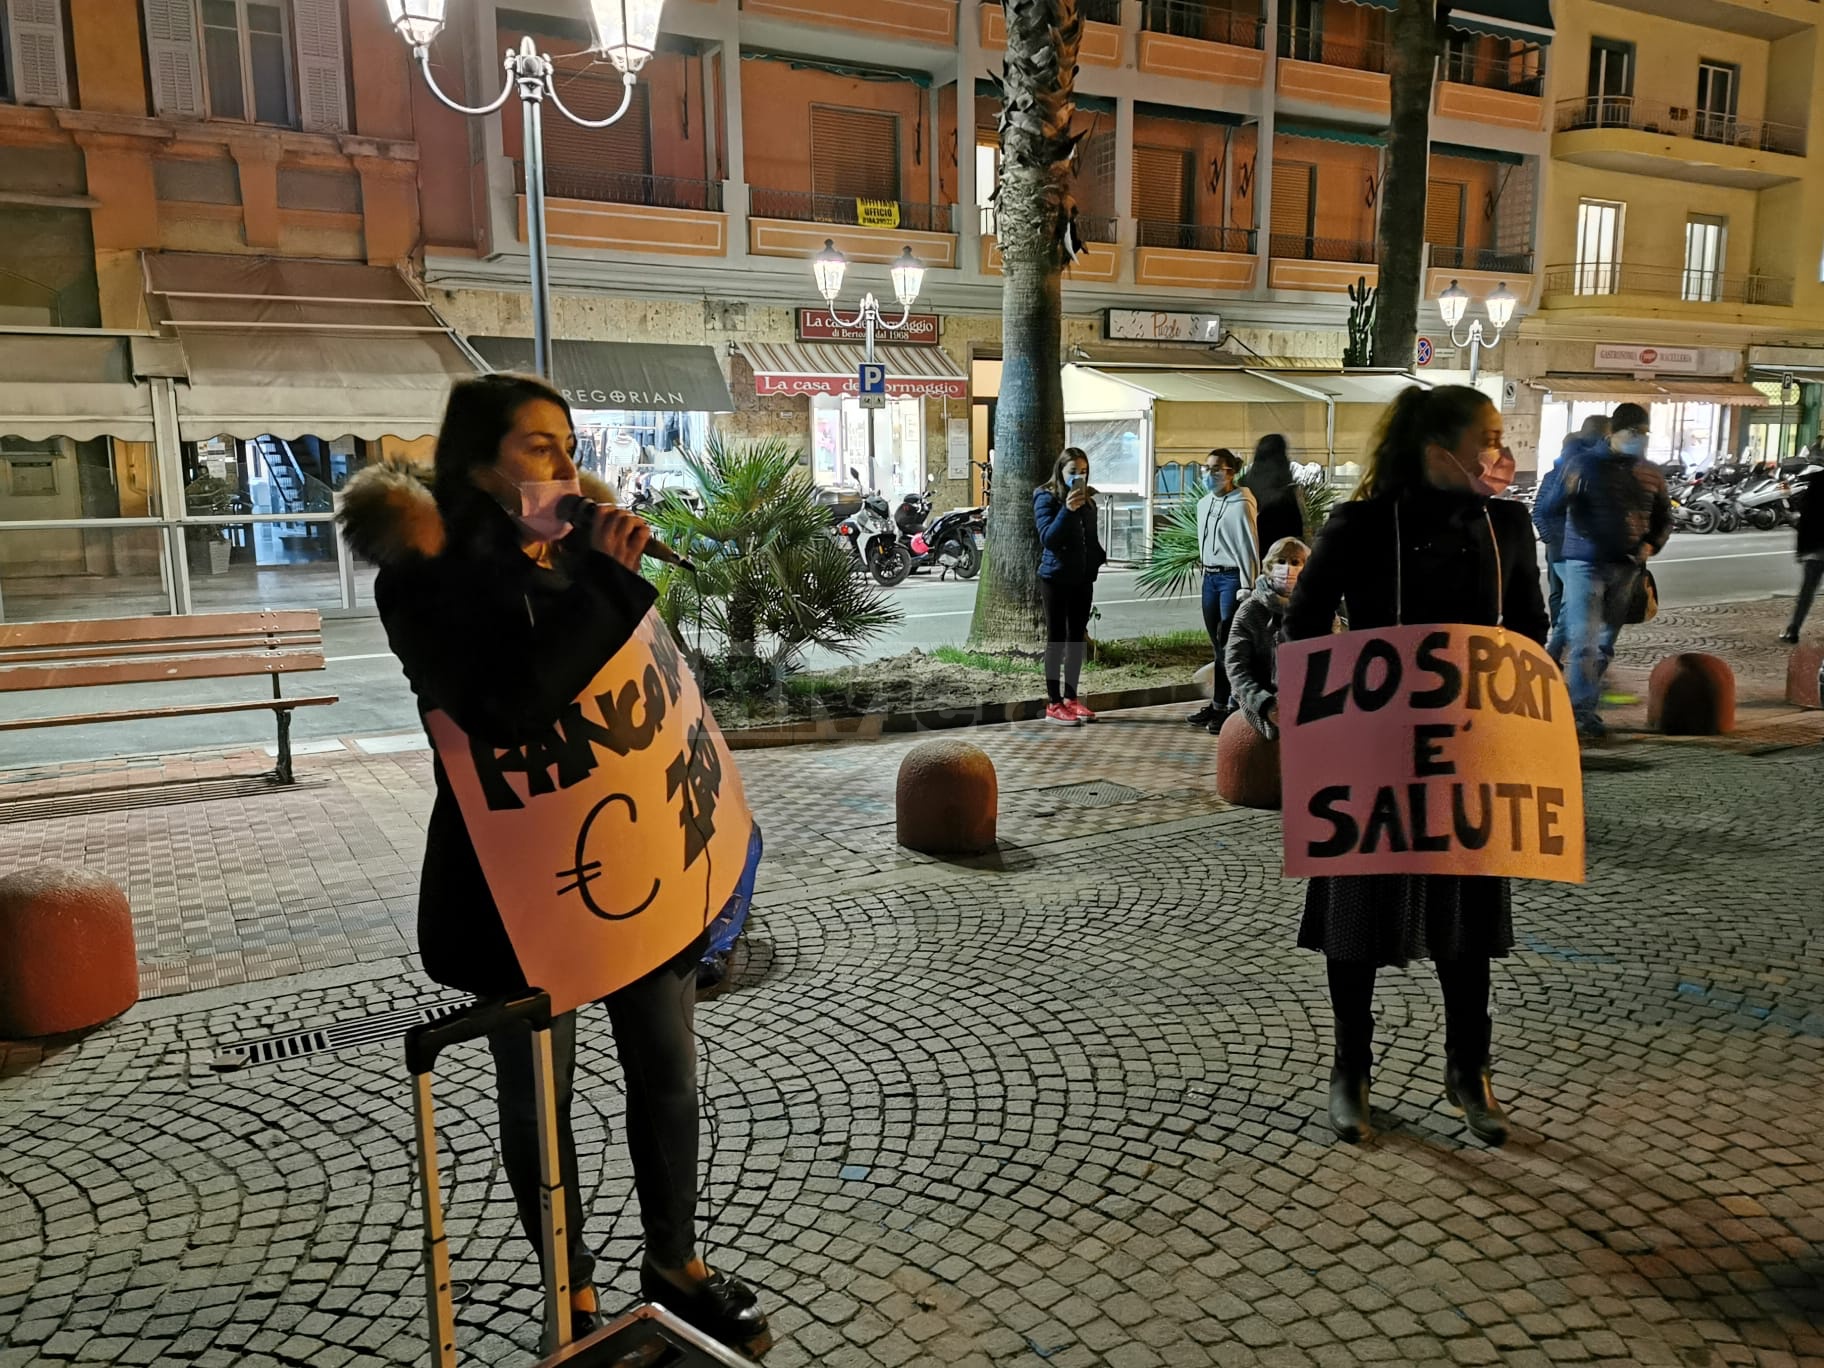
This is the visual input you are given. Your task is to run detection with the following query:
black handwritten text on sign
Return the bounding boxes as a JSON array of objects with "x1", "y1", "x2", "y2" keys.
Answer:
[{"x1": 1277, "y1": 625, "x2": 1585, "y2": 882}]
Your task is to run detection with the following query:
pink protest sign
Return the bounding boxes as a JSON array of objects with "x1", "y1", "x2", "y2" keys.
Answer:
[{"x1": 1278, "y1": 624, "x2": 1585, "y2": 882}]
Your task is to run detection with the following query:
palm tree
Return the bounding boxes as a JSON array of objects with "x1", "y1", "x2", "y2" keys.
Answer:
[
  {"x1": 645, "y1": 437, "x2": 901, "y2": 687},
  {"x1": 1370, "y1": 0, "x2": 1443, "y2": 369},
  {"x1": 968, "y1": 0, "x2": 1084, "y2": 648}
]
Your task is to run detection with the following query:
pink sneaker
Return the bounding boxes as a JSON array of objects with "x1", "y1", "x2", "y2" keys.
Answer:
[
  {"x1": 1066, "y1": 699, "x2": 1098, "y2": 723},
  {"x1": 1044, "y1": 702, "x2": 1081, "y2": 726}
]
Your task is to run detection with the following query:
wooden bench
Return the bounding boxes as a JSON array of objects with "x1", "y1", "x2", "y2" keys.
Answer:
[{"x1": 0, "y1": 611, "x2": 339, "y2": 783}]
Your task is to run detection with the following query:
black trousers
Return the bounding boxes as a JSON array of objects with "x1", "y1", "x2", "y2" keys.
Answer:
[
  {"x1": 1040, "y1": 577, "x2": 1094, "y2": 704},
  {"x1": 1326, "y1": 957, "x2": 1492, "y2": 1074},
  {"x1": 487, "y1": 939, "x2": 702, "y2": 1287},
  {"x1": 1788, "y1": 559, "x2": 1824, "y2": 636}
]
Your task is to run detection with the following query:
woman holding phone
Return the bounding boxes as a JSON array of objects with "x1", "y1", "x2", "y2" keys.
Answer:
[{"x1": 1033, "y1": 446, "x2": 1108, "y2": 726}]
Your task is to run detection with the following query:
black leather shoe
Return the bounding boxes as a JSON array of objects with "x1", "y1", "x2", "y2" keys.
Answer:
[
  {"x1": 641, "y1": 1262, "x2": 771, "y2": 1358},
  {"x1": 1779, "y1": 629, "x2": 1799, "y2": 644},
  {"x1": 1445, "y1": 1065, "x2": 1511, "y2": 1146},
  {"x1": 1187, "y1": 703, "x2": 1220, "y2": 726},
  {"x1": 539, "y1": 1303, "x2": 604, "y2": 1355},
  {"x1": 1327, "y1": 1062, "x2": 1373, "y2": 1143}
]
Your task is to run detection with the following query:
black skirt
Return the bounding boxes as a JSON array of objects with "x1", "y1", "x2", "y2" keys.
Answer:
[{"x1": 1298, "y1": 874, "x2": 1514, "y2": 967}]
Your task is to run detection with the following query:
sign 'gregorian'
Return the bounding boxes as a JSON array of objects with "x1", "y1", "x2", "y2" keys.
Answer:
[
  {"x1": 425, "y1": 609, "x2": 754, "y2": 1013},
  {"x1": 1278, "y1": 625, "x2": 1585, "y2": 883}
]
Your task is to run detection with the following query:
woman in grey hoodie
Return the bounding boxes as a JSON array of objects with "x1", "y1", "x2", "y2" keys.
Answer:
[
  {"x1": 1224, "y1": 536, "x2": 1310, "y2": 739},
  {"x1": 1188, "y1": 449, "x2": 1261, "y2": 730}
]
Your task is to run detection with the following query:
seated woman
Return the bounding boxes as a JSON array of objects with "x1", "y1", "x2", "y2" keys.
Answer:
[{"x1": 1223, "y1": 536, "x2": 1310, "y2": 740}]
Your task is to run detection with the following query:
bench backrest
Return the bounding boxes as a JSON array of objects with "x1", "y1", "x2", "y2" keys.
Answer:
[{"x1": 0, "y1": 611, "x2": 326, "y2": 693}]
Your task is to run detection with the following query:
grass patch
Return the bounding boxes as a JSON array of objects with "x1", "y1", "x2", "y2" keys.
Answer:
[
  {"x1": 1092, "y1": 629, "x2": 1210, "y2": 670},
  {"x1": 930, "y1": 645, "x2": 1042, "y2": 675}
]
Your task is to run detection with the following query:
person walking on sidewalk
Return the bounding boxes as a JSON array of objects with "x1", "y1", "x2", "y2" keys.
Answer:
[
  {"x1": 1780, "y1": 463, "x2": 1823, "y2": 643},
  {"x1": 1243, "y1": 434, "x2": 1309, "y2": 552},
  {"x1": 1534, "y1": 402, "x2": 1672, "y2": 740},
  {"x1": 1224, "y1": 535, "x2": 1309, "y2": 740},
  {"x1": 1534, "y1": 415, "x2": 1611, "y2": 665},
  {"x1": 1284, "y1": 384, "x2": 1547, "y2": 1147},
  {"x1": 1188, "y1": 449, "x2": 1260, "y2": 732},
  {"x1": 338, "y1": 373, "x2": 769, "y2": 1358},
  {"x1": 1033, "y1": 446, "x2": 1108, "y2": 726}
]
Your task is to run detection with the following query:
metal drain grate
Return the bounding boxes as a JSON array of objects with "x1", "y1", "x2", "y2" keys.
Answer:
[
  {"x1": 1029, "y1": 779, "x2": 1148, "y2": 808},
  {"x1": 211, "y1": 998, "x2": 469, "y2": 1072}
]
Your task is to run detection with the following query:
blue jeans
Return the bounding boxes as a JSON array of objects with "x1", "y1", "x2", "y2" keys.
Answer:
[
  {"x1": 1559, "y1": 559, "x2": 1635, "y2": 727},
  {"x1": 1201, "y1": 568, "x2": 1243, "y2": 707},
  {"x1": 1543, "y1": 556, "x2": 1566, "y2": 664}
]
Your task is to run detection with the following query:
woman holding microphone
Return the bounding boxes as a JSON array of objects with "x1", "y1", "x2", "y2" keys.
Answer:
[{"x1": 339, "y1": 373, "x2": 769, "y2": 1357}]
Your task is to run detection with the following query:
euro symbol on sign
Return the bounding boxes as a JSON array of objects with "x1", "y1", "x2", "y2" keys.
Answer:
[{"x1": 554, "y1": 792, "x2": 661, "y2": 921}]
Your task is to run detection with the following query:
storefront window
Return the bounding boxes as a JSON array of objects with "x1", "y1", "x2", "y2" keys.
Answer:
[
  {"x1": 810, "y1": 395, "x2": 924, "y2": 495},
  {"x1": 1065, "y1": 418, "x2": 1145, "y2": 492},
  {"x1": 572, "y1": 407, "x2": 707, "y2": 485}
]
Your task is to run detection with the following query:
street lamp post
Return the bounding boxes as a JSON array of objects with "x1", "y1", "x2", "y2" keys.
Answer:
[
  {"x1": 383, "y1": 0, "x2": 667, "y2": 379},
  {"x1": 810, "y1": 240, "x2": 925, "y2": 493},
  {"x1": 1437, "y1": 279, "x2": 1519, "y2": 385}
]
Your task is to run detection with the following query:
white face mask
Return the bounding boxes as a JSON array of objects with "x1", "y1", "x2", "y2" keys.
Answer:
[
  {"x1": 1269, "y1": 562, "x2": 1301, "y2": 593},
  {"x1": 1614, "y1": 431, "x2": 1648, "y2": 457}
]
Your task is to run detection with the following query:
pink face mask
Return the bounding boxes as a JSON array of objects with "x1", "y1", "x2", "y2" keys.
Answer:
[
  {"x1": 508, "y1": 478, "x2": 581, "y2": 541},
  {"x1": 1446, "y1": 445, "x2": 1514, "y2": 498}
]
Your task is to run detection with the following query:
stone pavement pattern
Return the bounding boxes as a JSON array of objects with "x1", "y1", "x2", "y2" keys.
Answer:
[{"x1": 0, "y1": 597, "x2": 1821, "y2": 1367}]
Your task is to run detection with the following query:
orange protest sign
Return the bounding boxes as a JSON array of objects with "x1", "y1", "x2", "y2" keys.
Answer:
[
  {"x1": 425, "y1": 609, "x2": 753, "y2": 1013},
  {"x1": 1278, "y1": 624, "x2": 1585, "y2": 882}
]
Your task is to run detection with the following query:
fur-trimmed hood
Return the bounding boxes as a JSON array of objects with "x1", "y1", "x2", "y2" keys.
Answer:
[{"x1": 337, "y1": 459, "x2": 616, "y2": 567}]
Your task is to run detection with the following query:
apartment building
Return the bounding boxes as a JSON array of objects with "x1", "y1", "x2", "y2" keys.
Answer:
[
  {"x1": 1, "y1": 0, "x2": 1563, "y2": 616},
  {"x1": 1513, "y1": 0, "x2": 1824, "y2": 473}
]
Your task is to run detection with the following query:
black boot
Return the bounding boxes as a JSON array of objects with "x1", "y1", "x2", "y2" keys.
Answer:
[
  {"x1": 1438, "y1": 957, "x2": 1508, "y2": 1145},
  {"x1": 1328, "y1": 1058, "x2": 1373, "y2": 1143},
  {"x1": 1325, "y1": 960, "x2": 1376, "y2": 1143},
  {"x1": 1444, "y1": 1062, "x2": 1510, "y2": 1146},
  {"x1": 641, "y1": 1261, "x2": 771, "y2": 1359}
]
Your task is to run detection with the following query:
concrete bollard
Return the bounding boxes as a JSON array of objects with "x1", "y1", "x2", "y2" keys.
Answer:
[
  {"x1": 896, "y1": 740, "x2": 998, "y2": 855},
  {"x1": 1215, "y1": 709, "x2": 1282, "y2": 810},
  {"x1": 0, "y1": 867, "x2": 138, "y2": 1038},
  {"x1": 1647, "y1": 652, "x2": 1736, "y2": 736},
  {"x1": 1785, "y1": 643, "x2": 1822, "y2": 710}
]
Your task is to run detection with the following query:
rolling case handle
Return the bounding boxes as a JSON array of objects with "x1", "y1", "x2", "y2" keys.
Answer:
[{"x1": 405, "y1": 991, "x2": 571, "y2": 1366}]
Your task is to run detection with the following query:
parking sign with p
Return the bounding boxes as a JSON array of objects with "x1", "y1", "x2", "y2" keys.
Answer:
[{"x1": 858, "y1": 362, "x2": 887, "y2": 409}]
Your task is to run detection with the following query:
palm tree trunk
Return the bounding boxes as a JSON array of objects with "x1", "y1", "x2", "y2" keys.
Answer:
[
  {"x1": 1370, "y1": 0, "x2": 1440, "y2": 370},
  {"x1": 969, "y1": 0, "x2": 1081, "y2": 649}
]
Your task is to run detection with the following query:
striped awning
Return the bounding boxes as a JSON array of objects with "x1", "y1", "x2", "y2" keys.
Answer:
[
  {"x1": 737, "y1": 341, "x2": 968, "y2": 399},
  {"x1": 1447, "y1": 0, "x2": 1553, "y2": 44},
  {"x1": 1540, "y1": 377, "x2": 1771, "y2": 406}
]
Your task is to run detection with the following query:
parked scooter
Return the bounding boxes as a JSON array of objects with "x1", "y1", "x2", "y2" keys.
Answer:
[
  {"x1": 893, "y1": 488, "x2": 985, "y2": 580},
  {"x1": 831, "y1": 468, "x2": 912, "y2": 586}
]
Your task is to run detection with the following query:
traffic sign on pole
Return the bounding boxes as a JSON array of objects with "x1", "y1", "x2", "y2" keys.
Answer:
[
  {"x1": 1415, "y1": 337, "x2": 1435, "y2": 367},
  {"x1": 857, "y1": 362, "x2": 887, "y2": 409}
]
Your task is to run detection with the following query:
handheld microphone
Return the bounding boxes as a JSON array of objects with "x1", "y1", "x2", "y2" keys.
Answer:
[{"x1": 558, "y1": 495, "x2": 696, "y2": 573}]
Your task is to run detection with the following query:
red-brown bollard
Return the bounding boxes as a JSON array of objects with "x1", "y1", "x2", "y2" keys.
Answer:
[
  {"x1": 896, "y1": 740, "x2": 998, "y2": 855},
  {"x1": 0, "y1": 867, "x2": 138, "y2": 1038},
  {"x1": 1216, "y1": 709, "x2": 1282, "y2": 810},
  {"x1": 1786, "y1": 643, "x2": 1822, "y2": 709},
  {"x1": 1647, "y1": 653, "x2": 1736, "y2": 736}
]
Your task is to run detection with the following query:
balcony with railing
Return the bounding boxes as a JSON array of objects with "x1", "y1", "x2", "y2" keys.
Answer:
[
  {"x1": 983, "y1": 0, "x2": 1125, "y2": 64},
  {"x1": 1138, "y1": 0, "x2": 1269, "y2": 86},
  {"x1": 982, "y1": 210, "x2": 1122, "y2": 281},
  {"x1": 1554, "y1": 97, "x2": 1808, "y2": 187},
  {"x1": 741, "y1": 0, "x2": 958, "y2": 46},
  {"x1": 512, "y1": 164, "x2": 729, "y2": 258},
  {"x1": 748, "y1": 189, "x2": 959, "y2": 268},
  {"x1": 1276, "y1": 27, "x2": 1391, "y2": 117},
  {"x1": 1435, "y1": 46, "x2": 1547, "y2": 131},
  {"x1": 1134, "y1": 221, "x2": 1259, "y2": 291},
  {"x1": 1267, "y1": 234, "x2": 1377, "y2": 291},
  {"x1": 1428, "y1": 245, "x2": 1535, "y2": 275},
  {"x1": 1542, "y1": 262, "x2": 1795, "y2": 309}
]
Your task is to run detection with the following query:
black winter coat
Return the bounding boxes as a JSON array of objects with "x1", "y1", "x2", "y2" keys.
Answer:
[
  {"x1": 1285, "y1": 485, "x2": 1549, "y2": 645},
  {"x1": 340, "y1": 462, "x2": 657, "y2": 996},
  {"x1": 1033, "y1": 488, "x2": 1108, "y2": 584},
  {"x1": 1796, "y1": 470, "x2": 1824, "y2": 559}
]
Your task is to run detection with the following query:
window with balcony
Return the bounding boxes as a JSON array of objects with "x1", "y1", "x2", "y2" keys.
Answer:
[
  {"x1": 1270, "y1": 161, "x2": 1316, "y2": 258},
  {"x1": 1574, "y1": 199, "x2": 1623, "y2": 295},
  {"x1": 539, "y1": 78, "x2": 654, "y2": 202},
  {"x1": 812, "y1": 105, "x2": 901, "y2": 205},
  {"x1": 1682, "y1": 215, "x2": 1726, "y2": 302},
  {"x1": 975, "y1": 141, "x2": 998, "y2": 236},
  {"x1": 2, "y1": 0, "x2": 71, "y2": 106},
  {"x1": 1694, "y1": 60, "x2": 1739, "y2": 143},
  {"x1": 1426, "y1": 178, "x2": 1466, "y2": 258},
  {"x1": 1285, "y1": 0, "x2": 1321, "y2": 61},
  {"x1": 1141, "y1": 0, "x2": 1263, "y2": 49},
  {"x1": 1133, "y1": 144, "x2": 1194, "y2": 249},
  {"x1": 1582, "y1": 36, "x2": 1633, "y2": 127},
  {"x1": 201, "y1": 0, "x2": 291, "y2": 125}
]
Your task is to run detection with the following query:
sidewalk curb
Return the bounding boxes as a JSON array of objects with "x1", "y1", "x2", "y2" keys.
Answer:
[{"x1": 724, "y1": 682, "x2": 1207, "y2": 750}]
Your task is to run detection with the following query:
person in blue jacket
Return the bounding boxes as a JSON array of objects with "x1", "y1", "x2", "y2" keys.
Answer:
[
  {"x1": 1033, "y1": 446, "x2": 1108, "y2": 725},
  {"x1": 1533, "y1": 415, "x2": 1611, "y2": 665}
]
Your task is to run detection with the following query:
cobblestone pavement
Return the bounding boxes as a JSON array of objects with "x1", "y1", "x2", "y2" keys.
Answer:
[{"x1": 2, "y1": 598, "x2": 1822, "y2": 1367}]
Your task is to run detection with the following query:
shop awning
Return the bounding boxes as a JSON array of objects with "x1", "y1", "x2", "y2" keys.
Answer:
[
  {"x1": 468, "y1": 337, "x2": 734, "y2": 412},
  {"x1": 1277, "y1": 121, "x2": 1387, "y2": 148},
  {"x1": 737, "y1": 341, "x2": 968, "y2": 399},
  {"x1": 1447, "y1": 0, "x2": 1554, "y2": 44},
  {"x1": 1086, "y1": 368, "x2": 1317, "y2": 405},
  {"x1": 0, "y1": 334, "x2": 155, "y2": 442},
  {"x1": 1541, "y1": 377, "x2": 1771, "y2": 405},
  {"x1": 1257, "y1": 371, "x2": 1429, "y2": 405},
  {"x1": 143, "y1": 252, "x2": 482, "y2": 441}
]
